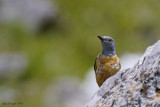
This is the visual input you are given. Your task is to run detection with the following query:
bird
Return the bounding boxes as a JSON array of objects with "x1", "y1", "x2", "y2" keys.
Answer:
[{"x1": 94, "y1": 36, "x2": 121, "y2": 87}]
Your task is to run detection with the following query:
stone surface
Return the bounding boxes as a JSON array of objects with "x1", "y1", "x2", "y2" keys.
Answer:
[
  {"x1": 0, "y1": 53, "x2": 27, "y2": 79},
  {"x1": 86, "y1": 40, "x2": 160, "y2": 107},
  {"x1": 0, "y1": 0, "x2": 57, "y2": 31},
  {"x1": 44, "y1": 77, "x2": 88, "y2": 107}
]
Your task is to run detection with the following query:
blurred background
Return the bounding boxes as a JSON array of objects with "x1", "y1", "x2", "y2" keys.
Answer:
[{"x1": 0, "y1": 0, "x2": 159, "y2": 107}]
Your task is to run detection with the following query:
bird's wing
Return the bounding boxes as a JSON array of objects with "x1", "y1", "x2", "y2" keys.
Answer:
[
  {"x1": 94, "y1": 57, "x2": 97, "y2": 72},
  {"x1": 94, "y1": 54, "x2": 101, "y2": 74}
]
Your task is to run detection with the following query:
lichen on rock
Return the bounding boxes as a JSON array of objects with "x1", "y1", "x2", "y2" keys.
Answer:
[{"x1": 86, "y1": 40, "x2": 160, "y2": 107}]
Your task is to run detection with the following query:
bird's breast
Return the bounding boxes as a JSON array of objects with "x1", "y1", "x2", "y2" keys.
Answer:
[
  {"x1": 95, "y1": 53, "x2": 121, "y2": 87},
  {"x1": 97, "y1": 54, "x2": 120, "y2": 74}
]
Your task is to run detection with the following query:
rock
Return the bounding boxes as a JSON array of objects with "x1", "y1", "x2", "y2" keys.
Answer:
[
  {"x1": 0, "y1": 53, "x2": 27, "y2": 80},
  {"x1": 0, "y1": 86, "x2": 18, "y2": 104},
  {"x1": 0, "y1": 0, "x2": 58, "y2": 31},
  {"x1": 86, "y1": 40, "x2": 160, "y2": 107},
  {"x1": 44, "y1": 77, "x2": 88, "y2": 107}
]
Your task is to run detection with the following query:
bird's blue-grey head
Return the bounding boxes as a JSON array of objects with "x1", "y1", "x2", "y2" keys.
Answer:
[{"x1": 98, "y1": 35, "x2": 115, "y2": 56}]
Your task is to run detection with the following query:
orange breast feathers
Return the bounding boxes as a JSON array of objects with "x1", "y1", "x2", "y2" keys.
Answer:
[{"x1": 94, "y1": 54, "x2": 121, "y2": 87}]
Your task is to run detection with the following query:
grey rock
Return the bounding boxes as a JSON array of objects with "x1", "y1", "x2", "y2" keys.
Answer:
[
  {"x1": 0, "y1": 53, "x2": 27, "y2": 79},
  {"x1": 0, "y1": 86, "x2": 18, "y2": 103},
  {"x1": 44, "y1": 77, "x2": 88, "y2": 107},
  {"x1": 0, "y1": 0, "x2": 57, "y2": 31},
  {"x1": 86, "y1": 40, "x2": 160, "y2": 107}
]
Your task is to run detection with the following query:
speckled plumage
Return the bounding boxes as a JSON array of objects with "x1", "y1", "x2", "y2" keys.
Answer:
[{"x1": 94, "y1": 36, "x2": 121, "y2": 87}]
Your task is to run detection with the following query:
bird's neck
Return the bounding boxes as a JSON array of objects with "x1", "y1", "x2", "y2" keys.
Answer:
[{"x1": 102, "y1": 46, "x2": 115, "y2": 56}]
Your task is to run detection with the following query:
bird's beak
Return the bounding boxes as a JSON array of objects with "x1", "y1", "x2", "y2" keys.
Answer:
[{"x1": 97, "y1": 35, "x2": 103, "y2": 40}]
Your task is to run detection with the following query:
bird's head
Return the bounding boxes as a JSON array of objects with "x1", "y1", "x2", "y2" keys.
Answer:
[
  {"x1": 98, "y1": 35, "x2": 115, "y2": 48},
  {"x1": 97, "y1": 35, "x2": 115, "y2": 56}
]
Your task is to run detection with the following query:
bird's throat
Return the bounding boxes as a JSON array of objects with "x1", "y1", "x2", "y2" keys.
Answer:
[{"x1": 102, "y1": 47, "x2": 115, "y2": 56}]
